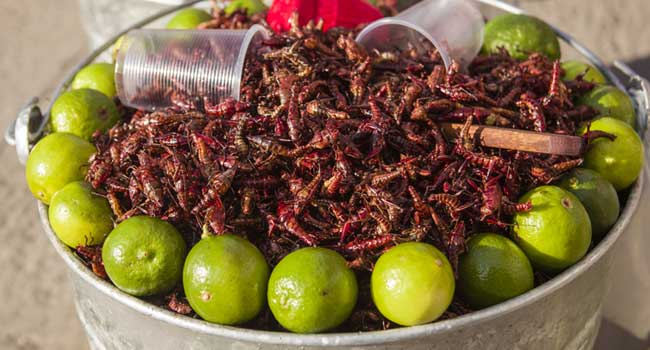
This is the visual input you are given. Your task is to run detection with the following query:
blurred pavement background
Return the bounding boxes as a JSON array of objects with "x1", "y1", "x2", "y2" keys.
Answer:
[{"x1": 0, "y1": 0, "x2": 648, "y2": 349}]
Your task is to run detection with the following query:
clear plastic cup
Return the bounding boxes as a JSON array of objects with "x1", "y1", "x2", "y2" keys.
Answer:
[
  {"x1": 115, "y1": 24, "x2": 269, "y2": 111},
  {"x1": 356, "y1": 0, "x2": 484, "y2": 68}
]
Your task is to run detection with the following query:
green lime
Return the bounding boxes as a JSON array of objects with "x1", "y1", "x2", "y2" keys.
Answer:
[
  {"x1": 482, "y1": 14, "x2": 561, "y2": 60},
  {"x1": 561, "y1": 60, "x2": 606, "y2": 84},
  {"x1": 48, "y1": 181, "x2": 113, "y2": 248},
  {"x1": 25, "y1": 132, "x2": 95, "y2": 204},
  {"x1": 102, "y1": 216, "x2": 186, "y2": 296},
  {"x1": 512, "y1": 186, "x2": 591, "y2": 273},
  {"x1": 166, "y1": 8, "x2": 213, "y2": 29},
  {"x1": 580, "y1": 117, "x2": 644, "y2": 190},
  {"x1": 458, "y1": 233, "x2": 534, "y2": 309},
  {"x1": 371, "y1": 242, "x2": 455, "y2": 326},
  {"x1": 558, "y1": 168, "x2": 619, "y2": 239},
  {"x1": 267, "y1": 247, "x2": 357, "y2": 333},
  {"x1": 50, "y1": 88, "x2": 120, "y2": 141},
  {"x1": 71, "y1": 63, "x2": 117, "y2": 98},
  {"x1": 580, "y1": 85, "x2": 636, "y2": 126},
  {"x1": 183, "y1": 234, "x2": 270, "y2": 325},
  {"x1": 225, "y1": 0, "x2": 267, "y2": 16}
]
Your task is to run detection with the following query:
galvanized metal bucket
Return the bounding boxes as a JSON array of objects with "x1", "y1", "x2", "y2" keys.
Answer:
[{"x1": 5, "y1": 0, "x2": 650, "y2": 349}]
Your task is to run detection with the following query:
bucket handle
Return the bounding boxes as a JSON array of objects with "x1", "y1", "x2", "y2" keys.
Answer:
[
  {"x1": 613, "y1": 61, "x2": 650, "y2": 140},
  {"x1": 4, "y1": 97, "x2": 44, "y2": 165}
]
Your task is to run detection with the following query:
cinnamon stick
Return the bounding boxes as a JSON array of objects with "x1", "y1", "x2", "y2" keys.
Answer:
[{"x1": 441, "y1": 123, "x2": 585, "y2": 156}]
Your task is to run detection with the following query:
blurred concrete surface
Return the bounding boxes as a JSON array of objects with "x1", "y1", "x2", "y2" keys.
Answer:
[
  {"x1": 0, "y1": 1, "x2": 89, "y2": 349},
  {"x1": 0, "y1": 0, "x2": 648, "y2": 349}
]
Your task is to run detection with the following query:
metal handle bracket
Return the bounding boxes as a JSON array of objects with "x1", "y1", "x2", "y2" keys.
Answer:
[
  {"x1": 613, "y1": 60, "x2": 650, "y2": 139},
  {"x1": 4, "y1": 97, "x2": 45, "y2": 165}
]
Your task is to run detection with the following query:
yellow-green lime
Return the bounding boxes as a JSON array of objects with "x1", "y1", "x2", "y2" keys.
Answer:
[
  {"x1": 25, "y1": 132, "x2": 95, "y2": 204},
  {"x1": 580, "y1": 117, "x2": 643, "y2": 190},
  {"x1": 580, "y1": 85, "x2": 636, "y2": 126},
  {"x1": 512, "y1": 186, "x2": 591, "y2": 273},
  {"x1": 267, "y1": 247, "x2": 357, "y2": 333},
  {"x1": 371, "y1": 242, "x2": 455, "y2": 326},
  {"x1": 482, "y1": 14, "x2": 560, "y2": 60},
  {"x1": 48, "y1": 181, "x2": 113, "y2": 248},
  {"x1": 103, "y1": 216, "x2": 186, "y2": 297},
  {"x1": 112, "y1": 35, "x2": 125, "y2": 62},
  {"x1": 71, "y1": 63, "x2": 116, "y2": 98},
  {"x1": 166, "y1": 8, "x2": 212, "y2": 29},
  {"x1": 458, "y1": 233, "x2": 534, "y2": 309},
  {"x1": 558, "y1": 168, "x2": 619, "y2": 239},
  {"x1": 225, "y1": 0, "x2": 267, "y2": 16},
  {"x1": 183, "y1": 234, "x2": 270, "y2": 325},
  {"x1": 50, "y1": 88, "x2": 120, "y2": 141},
  {"x1": 561, "y1": 60, "x2": 606, "y2": 84}
]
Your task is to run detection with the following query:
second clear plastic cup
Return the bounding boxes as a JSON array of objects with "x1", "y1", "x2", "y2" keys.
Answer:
[
  {"x1": 356, "y1": 0, "x2": 484, "y2": 68},
  {"x1": 115, "y1": 25, "x2": 269, "y2": 111}
]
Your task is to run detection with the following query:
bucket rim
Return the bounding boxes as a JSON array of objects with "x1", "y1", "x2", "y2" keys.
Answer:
[{"x1": 38, "y1": 0, "x2": 647, "y2": 346}]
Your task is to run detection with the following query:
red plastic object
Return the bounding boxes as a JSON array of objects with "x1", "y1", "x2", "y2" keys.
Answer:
[{"x1": 267, "y1": 0, "x2": 383, "y2": 32}]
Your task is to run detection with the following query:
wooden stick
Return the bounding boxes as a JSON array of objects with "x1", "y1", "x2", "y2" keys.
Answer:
[{"x1": 440, "y1": 123, "x2": 585, "y2": 156}]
